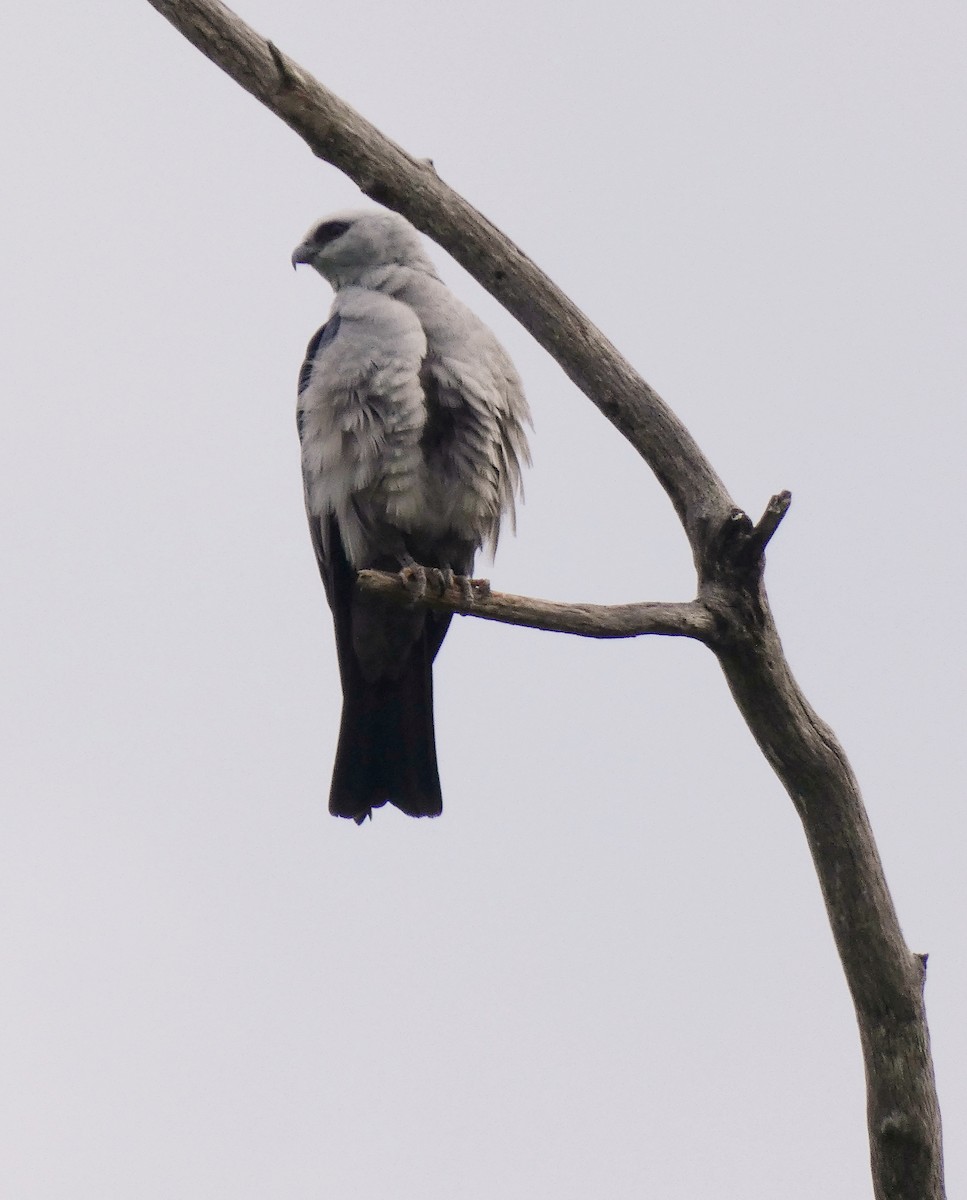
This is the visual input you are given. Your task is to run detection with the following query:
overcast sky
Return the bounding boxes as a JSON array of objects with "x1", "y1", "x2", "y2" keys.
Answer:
[{"x1": 2, "y1": 2, "x2": 965, "y2": 1197}]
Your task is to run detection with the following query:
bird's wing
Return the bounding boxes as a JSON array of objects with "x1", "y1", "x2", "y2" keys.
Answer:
[
  {"x1": 297, "y1": 288, "x2": 429, "y2": 574},
  {"x1": 395, "y1": 273, "x2": 532, "y2": 554},
  {"x1": 420, "y1": 344, "x2": 531, "y2": 553}
]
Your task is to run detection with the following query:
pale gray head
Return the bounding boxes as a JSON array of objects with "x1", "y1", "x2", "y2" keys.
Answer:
[{"x1": 291, "y1": 209, "x2": 436, "y2": 289}]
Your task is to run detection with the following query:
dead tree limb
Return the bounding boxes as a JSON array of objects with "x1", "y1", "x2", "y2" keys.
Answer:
[
  {"x1": 356, "y1": 571, "x2": 720, "y2": 643},
  {"x1": 142, "y1": 3, "x2": 946, "y2": 1196}
]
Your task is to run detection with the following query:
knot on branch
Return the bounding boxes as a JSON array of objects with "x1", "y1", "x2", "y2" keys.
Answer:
[
  {"x1": 694, "y1": 492, "x2": 791, "y2": 648},
  {"x1": 700, "y1": 490, "x2": 791, "y2": 586},
  {"x1": 877, "y1": 1111, "x2": 937, "y2": 1193},
  {"x1": 266, "y1": 41, "x2": 298, "y2": 92}
]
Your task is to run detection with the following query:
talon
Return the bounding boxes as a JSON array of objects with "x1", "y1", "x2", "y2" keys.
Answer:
[
  {"x1": 400, "y1": 563, "x2": 427, "y2": 600},
  {"x1": 455, "y1": 574, "x2": 475, "y2": 604},
  {"x1": 469, "y1": 576, "x2": 492, "y2": 600}
]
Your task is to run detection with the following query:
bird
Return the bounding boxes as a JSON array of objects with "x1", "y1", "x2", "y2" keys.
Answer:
[{"x1": 292, "y1": 209, "x2": 531, "y2": 823}]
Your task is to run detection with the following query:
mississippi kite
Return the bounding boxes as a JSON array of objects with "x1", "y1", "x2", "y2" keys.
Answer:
[{"x1": 292, "y1": 210, "x2": 531, "y2": 823}]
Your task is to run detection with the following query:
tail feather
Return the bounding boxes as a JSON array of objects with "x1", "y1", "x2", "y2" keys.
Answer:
[{"x1": 328, "y1": 632, "x2": 443, "y2": 823}]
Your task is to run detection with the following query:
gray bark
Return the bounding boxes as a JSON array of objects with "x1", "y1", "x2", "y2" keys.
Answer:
[{"x1": 143, "y1": 2, "x2": 946, "y2": 1195}]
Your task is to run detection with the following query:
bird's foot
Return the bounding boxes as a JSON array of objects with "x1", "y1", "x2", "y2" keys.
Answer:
[
  {"x1": 399, "y1": 562, "x2": 451, "y2": 601},
  {"x1": 436, "y1": 566, "x2": 471, "y2": 602},
  {"x1": 399, "y1": 562, "x2": 428, "y2": 600},
  {"x1": 399, "y1": 562, "x2": 488, "y2": 605},
  {"x1": 435, "y1": 565, "x2": 476, "y2": 604},
  {"x1": 428, "y1": 568, "x2": 450, "y2": 597}
]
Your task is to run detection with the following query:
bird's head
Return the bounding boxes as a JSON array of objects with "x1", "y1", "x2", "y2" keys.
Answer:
[{"x1": 291, "y1": 209, "x2": 435, "y2": 290}]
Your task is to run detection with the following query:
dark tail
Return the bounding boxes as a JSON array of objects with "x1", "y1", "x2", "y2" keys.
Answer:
[{"x1": 328, "y1": 633, "x2": 443, "y2": 824}]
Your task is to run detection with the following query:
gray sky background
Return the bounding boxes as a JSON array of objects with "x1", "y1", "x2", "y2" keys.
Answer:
[{"x1": 2, "y1": 2, "x2": 965, "y2": 1196}]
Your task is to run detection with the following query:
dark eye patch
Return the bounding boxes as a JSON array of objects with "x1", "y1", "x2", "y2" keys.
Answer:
[{"x1": 311, "y1": 220, "x2": 352, "y2": 248}]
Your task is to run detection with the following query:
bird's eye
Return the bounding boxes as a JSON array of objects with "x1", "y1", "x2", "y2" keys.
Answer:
[{"x1": 311, "y1": 220, "x2": 352, "y2": 248}]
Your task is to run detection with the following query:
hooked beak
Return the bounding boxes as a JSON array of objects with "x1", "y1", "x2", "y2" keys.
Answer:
[{"x1": 291, "y1": 242, "x2": 313, "y2": 270}]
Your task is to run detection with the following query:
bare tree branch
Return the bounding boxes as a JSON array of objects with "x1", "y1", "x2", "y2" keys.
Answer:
[
  {"x1": 141, "y1": 3, "x2": 946, "y2": 1196},
  {"x1": 356, "y1": 571, "x2": 719, "y2": 642}
]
